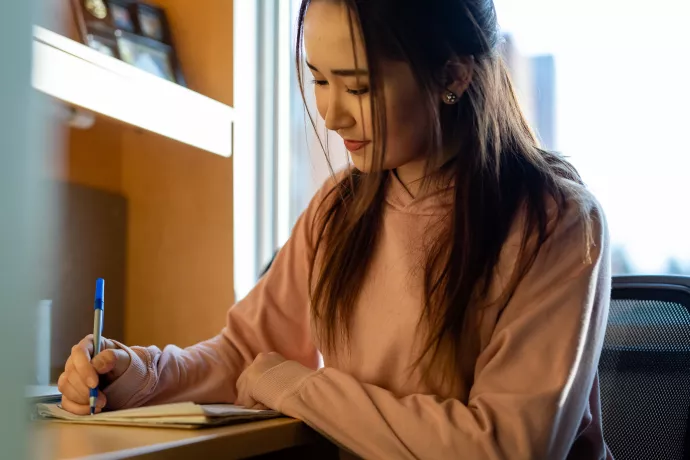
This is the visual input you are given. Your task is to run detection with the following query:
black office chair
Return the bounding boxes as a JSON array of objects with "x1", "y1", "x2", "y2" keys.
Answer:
[{"x1": 599, "y1": 275, "x2": 690, "y2": 460}]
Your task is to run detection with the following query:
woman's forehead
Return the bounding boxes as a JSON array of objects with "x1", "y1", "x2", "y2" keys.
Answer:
[{"x1": 303, "y1": 0, "x2": 367, "y2": 71}]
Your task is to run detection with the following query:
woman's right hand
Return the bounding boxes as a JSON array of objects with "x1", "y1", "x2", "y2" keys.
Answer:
[{"x1": 58, "y1": 334, "x2": 131, "y2": 415}]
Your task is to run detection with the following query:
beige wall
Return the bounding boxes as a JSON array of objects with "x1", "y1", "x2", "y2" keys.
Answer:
[{"x1": 58, "y1": 0, "x2": 235, "y2": 349}]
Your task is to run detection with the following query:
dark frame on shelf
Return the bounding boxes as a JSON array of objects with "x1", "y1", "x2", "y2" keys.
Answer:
[
  {"x1": 115, "y1": 30, "x2": 186, "y2": 86},
  {"x1": 69, "y1": 0, "x2": 185, "y2": 86}
]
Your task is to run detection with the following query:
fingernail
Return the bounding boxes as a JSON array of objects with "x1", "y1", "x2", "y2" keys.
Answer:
[{"x1": 88, "y1": 377, "x2": 98, "y2": 388}]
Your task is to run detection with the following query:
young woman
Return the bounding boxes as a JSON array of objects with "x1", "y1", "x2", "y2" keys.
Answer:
[{"x1": 59, "y1": 0, "x2": 612, "y2": 458}]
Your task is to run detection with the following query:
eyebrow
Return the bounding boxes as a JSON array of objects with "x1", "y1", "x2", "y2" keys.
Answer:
[{"x1": 306, "y1": 61, "x2": 368, "y2": 77}]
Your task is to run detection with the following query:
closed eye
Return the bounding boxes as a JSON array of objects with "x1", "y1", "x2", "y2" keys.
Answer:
[
  {"x1": 311, "y1": 79, "x2": 369, "y2": 96},
  {"x1": 347, "y1": 87, "x2": 369, "y2": 96}
]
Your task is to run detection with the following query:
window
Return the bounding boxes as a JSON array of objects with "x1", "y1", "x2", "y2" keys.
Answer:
[
  {"x1": 285, "y1": 0, "x2": 350, "y2": 235},
  {"x1": 239, "y1": 0, "x2": 690, "y2": 297},
  {"x1": 233, "y1": 0, "x2": 347, "y2": 298},
  {"x1": 493, "y1": 0, "x2": 690, "y2": 274}
]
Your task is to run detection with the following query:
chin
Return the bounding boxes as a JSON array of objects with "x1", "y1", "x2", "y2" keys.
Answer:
[
  {"x1": 349, "y1": 153, "x2": 371, "y2": 172},
  {"x1": 348, "y1": 151, "x2": 395, "y2": 173}
]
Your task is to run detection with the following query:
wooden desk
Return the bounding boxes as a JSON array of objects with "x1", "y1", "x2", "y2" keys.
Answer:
[{"x1": 31, "y1": 418, "x2": 336, "y2": 459}]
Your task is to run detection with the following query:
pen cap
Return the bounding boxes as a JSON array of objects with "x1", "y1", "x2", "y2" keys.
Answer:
[{"x1": 94, "y1": 278, "x2": 105, "y2": 310}]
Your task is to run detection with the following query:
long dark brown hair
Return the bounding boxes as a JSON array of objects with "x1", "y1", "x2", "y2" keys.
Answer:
[{"x1": 296, "y1": 0, "x2": 593, "y2": 388}]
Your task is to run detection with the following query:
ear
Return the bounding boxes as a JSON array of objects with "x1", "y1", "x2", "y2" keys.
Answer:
[{"x1": 442, "y1": 56, "x2": 474, "y2": 101}]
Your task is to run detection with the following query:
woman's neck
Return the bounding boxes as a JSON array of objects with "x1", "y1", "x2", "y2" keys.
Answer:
[
  {"x1": 393, "y1": 158, "x2": 428, "y2": 197},
  {"x1": 394, "y1": 154, "x2": 455, "y2": 198}
]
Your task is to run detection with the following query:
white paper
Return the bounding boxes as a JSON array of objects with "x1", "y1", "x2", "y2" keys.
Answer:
[{"x1": 35, "y1": 402, "x2": 280, "y2": 428}]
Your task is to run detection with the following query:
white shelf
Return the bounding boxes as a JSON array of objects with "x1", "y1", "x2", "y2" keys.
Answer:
[{"x1": 31, "y1": 26, "x2": 233, "y2": 158}]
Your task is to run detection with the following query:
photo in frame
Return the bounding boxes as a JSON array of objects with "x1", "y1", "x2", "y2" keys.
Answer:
[
  {"x1": 107, "y1": 0, "x2": 137, "y2": 32},
  {"x1": 70, "y1": 0, "x2": 115, "y2": 40},
  {"x1": 115, "y1": 30, "x2": 185, "y2": 85},
  {"x1": 86, "y1": 32, "x2": 120, "y2": 59},
  {"x1": 69, "y1": 0, "x2": 186, "y2": 87},
  {"x1": 133, "y1": 3, "x2": 171, "y2": 44}
]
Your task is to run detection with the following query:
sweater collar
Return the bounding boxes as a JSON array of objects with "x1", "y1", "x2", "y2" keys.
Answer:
[{"x1": 384, "y1": 170, "x2": 454, "y2": 216}]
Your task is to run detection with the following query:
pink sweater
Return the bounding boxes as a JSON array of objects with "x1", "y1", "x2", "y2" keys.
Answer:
[{"x1": 104, "y1": 172, "x2": 612, "y2": 459}]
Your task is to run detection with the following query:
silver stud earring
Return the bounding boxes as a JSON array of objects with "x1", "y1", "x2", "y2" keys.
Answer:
[{"x1": 443, "y1": 90, "x2": 459, "y2": 105}]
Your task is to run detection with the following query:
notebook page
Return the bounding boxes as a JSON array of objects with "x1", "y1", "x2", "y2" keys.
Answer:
[{"x1": 35, "y1": 402, "x2": 279, "y2": 425}]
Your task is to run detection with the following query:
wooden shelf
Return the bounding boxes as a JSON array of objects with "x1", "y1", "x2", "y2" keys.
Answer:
[{"x1": 32, "y1": 26, "x2": 233, "y2": 157}]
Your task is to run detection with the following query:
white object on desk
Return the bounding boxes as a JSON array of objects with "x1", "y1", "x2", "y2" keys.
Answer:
[
  {"x1": 35, "y1": 300, "x2": 52, "y2": 386},
  {"x1": 26, "y1": 385, "x2": 61, "y2": 404}
]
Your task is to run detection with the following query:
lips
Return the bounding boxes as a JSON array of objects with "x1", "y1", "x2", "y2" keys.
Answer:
[{"x1": 343, "y1": 140, "x2": 371, "y2": 152}]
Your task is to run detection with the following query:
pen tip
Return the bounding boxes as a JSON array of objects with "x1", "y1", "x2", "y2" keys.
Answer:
[{"x1": 90, "y1": 408, "x2": 95, "y2": 415}]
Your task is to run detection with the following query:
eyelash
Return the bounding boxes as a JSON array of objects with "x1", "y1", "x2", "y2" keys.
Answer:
[{"x1": 311, "y1": 79, "x2": 370, "y2": 96}]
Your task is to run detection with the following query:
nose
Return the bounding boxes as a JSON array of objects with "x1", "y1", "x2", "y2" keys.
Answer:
[{"x1": 324, "y1": 91, "x2": 355, "y2": 132}]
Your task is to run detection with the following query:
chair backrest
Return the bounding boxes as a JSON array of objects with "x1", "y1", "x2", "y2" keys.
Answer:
[{"x1": 599, "y1": 275, "x2": 690, "y2": 460}]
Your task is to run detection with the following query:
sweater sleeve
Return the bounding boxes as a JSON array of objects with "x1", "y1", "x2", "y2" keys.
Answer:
[
  {"x1": 249, "y1": 201, "x2": 612, "y2": 460},
  {"x1": 101, "y1": 174, "x2": 342, "y2": 410}
]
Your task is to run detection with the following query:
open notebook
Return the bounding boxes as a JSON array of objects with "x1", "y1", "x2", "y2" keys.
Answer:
[{"x1": 35, "y1": 402, "x2": 281, "y2": 429}]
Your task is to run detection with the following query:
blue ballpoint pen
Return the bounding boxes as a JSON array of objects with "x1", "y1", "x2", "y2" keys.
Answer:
[{"x1": 90, "y1": 278, "x2": 105, "y2": 415}]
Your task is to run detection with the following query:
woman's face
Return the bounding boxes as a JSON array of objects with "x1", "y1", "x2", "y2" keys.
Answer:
[{"x1": 303, "y1": 0, "x2": 432, "y2": 174}]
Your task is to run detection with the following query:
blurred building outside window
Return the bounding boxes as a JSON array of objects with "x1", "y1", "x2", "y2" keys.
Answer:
[
  {"x1": 235, "y1": 0, "x2": 690, "y2": 297},
  {"x1": 283, "y1": 0, "x2": 690, "y2": 277}
]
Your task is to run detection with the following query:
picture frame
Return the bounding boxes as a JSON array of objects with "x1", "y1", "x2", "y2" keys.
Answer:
[
  {"x1": 115, "y1": 30, "x2": 185, "y2": 86},
  {"x1": 132, "y1": 3, "x2": 171, "y2": 44},
  {"x1": 106, "y1": 0, "x2": 137, "y2": 33},
  {"x1": 69, "y1": 0, "x2": 186, "y2": 87},
  {"x1": 70, "y1": 0, "x2": 115, "y2": 42},
  {"x1": 86, "y1": 31, "x2": 120, "y2": 59}
]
